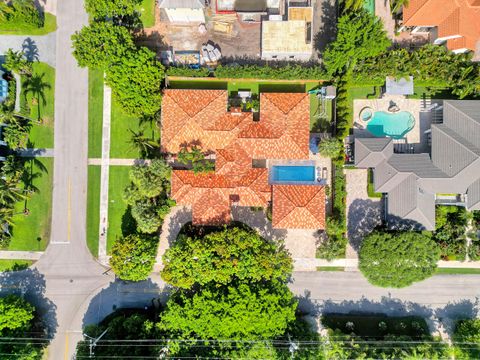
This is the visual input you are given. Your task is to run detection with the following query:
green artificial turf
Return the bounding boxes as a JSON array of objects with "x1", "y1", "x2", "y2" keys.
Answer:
[
  {"x1": 21, "y1": 62, "x2": 55, "y2": 148},
  {"x1": 88, "y1": 68, "x2": 104, "y2": 158},
  {"x1": 0, "y1": 260, "x2": 33, "y2": 272},
  {"x1": 310, "y1": 95, "x2": 333, "y2": 132},
  {"x1": 7, "y1": 158, "x2": 53, "y2": 251},
  {"x1": 86, "y1": 166, "x2": 101, "y2": 258},
  {"x1": 107, "y1": 166, "x2": 132, "y2": 253},
  {"x1": 139, "y1": 0, "x2": 156, "y2": 28},
  {"x1": 110, "y1": 98, "x2": 160, "y2": 159},
  {"x1": 0, "y1": 13, "x2": 56, "y2": 35}
]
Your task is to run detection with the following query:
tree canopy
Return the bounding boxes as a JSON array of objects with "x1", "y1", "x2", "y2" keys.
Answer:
[
  {"x1": 161, "y1": 226, "x2": 293, "y2": 288},
  {"x1": 323, "y1": 10, "x2": 391, "y2": 75},
  {"x1": 359, "y1": 231, "x2": 440, "y2": 288},
  {"x1": 159, "y1": 281, "x2": 297, "y2": 340},
  {"x1": 0, "y1": 295, "x2": 35, "y2": 334},
  {"x1": 109, "y1": 233, "x2": 158, "y2": 281},
  {"x1": 318, "y1": 138, "x2": 343, "y2": 158},
  {"x1": 72, "y1": 22, "x2": 135, "y2": 69},
  {"x1": 453, "y1": 319, "x2": 480, "y2": 359},
  {"x1": 105, "y1": 47, "x2": 164, "y2": 117},
  {"x1": 84, "y1": 0, "x2": 141, "y2": 20}
]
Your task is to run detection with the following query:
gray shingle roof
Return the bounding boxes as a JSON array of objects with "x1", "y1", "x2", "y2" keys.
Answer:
[
  {"x1": 354, "y1": 100, "x2": 480, "y2": 230},
  {"x1": 467, "y1": 178, "x2": 480, "y2": 211},
  {"x1": 354, "y1": 138, "x2": 392, "y2": 168},
  {"x1": 158, "y1": 0, "x2": 204, "y2": 8}
]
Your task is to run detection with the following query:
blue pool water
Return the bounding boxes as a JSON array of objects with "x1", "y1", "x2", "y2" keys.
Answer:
[
  {"x1": 366, "y1": 111, "x2": 415, "y2": 139},
  {"x1": 271, "y1": 166, "x2": 315, "y2": 183}
]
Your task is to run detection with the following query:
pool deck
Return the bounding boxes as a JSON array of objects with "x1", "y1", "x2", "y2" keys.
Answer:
[{"x1": 353, "y1": 95, "x2": 421, "y2": 145}]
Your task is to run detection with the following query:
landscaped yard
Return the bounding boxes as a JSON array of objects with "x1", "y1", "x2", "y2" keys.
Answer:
[
  {"x1": 88, "y1": 69, "x2": 104, "y2": 158},
  {"x1": 21, "y1": 62, "x2": 55, "y2": 148},
  {"x1": 86, "y1": 166, "x2": 101, "y2": 257},
  {"x1": 107, "y1": 166, "x2": 132, "y2": 253},
  {"x1": 310, "y1": 95, "x2": 333, "y2": 132},
  {"x1": 110, "y1": 98, "x2": 160, "y2": 159},
  {"x1": 435, "y1": 268, "x2": 480, "y2": 275},
  {"x1": 367, "y1": 169, "x2": 382, "y2": 198},
  {"x1": 7, "y1": 158, "x2": 53, "y2": 251},
  {"x1": 139, "y1": 0, "x2": 156, "y2": 28},
  {"x1": 0, "y1": 13, "x2": 56, "y2": 35},
  {"x1": 0, "y1": 260, "x2": 33, "y2": 272}
]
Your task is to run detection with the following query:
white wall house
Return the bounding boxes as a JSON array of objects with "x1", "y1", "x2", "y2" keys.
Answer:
[{"x1": 159, "y1": 0, "x2": 205, "y2": 23}]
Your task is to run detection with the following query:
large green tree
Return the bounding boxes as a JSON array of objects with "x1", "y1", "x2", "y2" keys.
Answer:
[
  {"x1": 161, "y1": 226, "x2": 293, "y2": 288},
  {"x1": 84, "y1": 0, "x2": 141, "y2": 20},
  {"x1": 159, "y1": 281, "x2": 297, "y2": 340},
  {"x1": 72, "y1": 22, "x2": 135, "y2": 69},
  {"x1": 453, "y1": 319, "x2": 480, "y2": 359},
  {"x1": 359, "y1": 231, "x2": 440, "y2": 288},
  {"x1": 105, "y1": 47, "x2": 164, "y2": 117},
  {"x1": 323, "y1": 10, "x2": 391, "y2": 76},
  {"x1": 0, "y1": 295, "x2": 35, "y2": 333},
  {"x1": 318, "y1": 138, "x2": 343, "y2": 158},
  {"x1": 109, "y1": 233, "x2": 158, "y2": 281}
]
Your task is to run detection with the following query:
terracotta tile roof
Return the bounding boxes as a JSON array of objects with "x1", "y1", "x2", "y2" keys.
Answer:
[
  {"x1": 272, "y1": 185, "x2": 326, "y2": 229},
  {"x1": 403, "y1": 0, "x2": 480, "y2": 52},
  {"x1": 162, "y1": 89, "x2": 324, "y2": 228}
]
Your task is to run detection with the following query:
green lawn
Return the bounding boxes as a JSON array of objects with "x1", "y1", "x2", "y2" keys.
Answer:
[
  {"x1": 0, "y1": 13, "x2": 56, "y2": 35},
  {"x1": 0, "y1": 260, "x2": 33, "y2": 272},
  {"x1": 21, "y1": 62, "x2": 55, "y2": 148},
  {"x1": 408, "y1": 86, "x2": 456, "y2": 100},
  {"x1": 107, "y1": 166, "x2": 132, "y2": 253},
  {"x1": 8, "y1": 158, "x2": 53, "y2": 251},
  {"x1": 139, "y1": 0, "x2": 156, "y2": 28},
  {"x1": 88, "y1": 69, "x2": 104, "y2": 158},
  {"x1": 317, "y1": 266, "x2": 345, "y2": 271},
  {"x1": 367, "y1": 169, "x2": 382, "y2": 198},
  {"x1": 435, "y1": 268, "x2": 480, "y2": 275},
  {"x1": 86, "y1": 166, "x2": 101, "y2": 258},
  {"x1": 110, "y1": 98, "x2": 160, "y2": 159},
  {"x1": 310, "y1": 96, "x2": 333, "y2": 132}
]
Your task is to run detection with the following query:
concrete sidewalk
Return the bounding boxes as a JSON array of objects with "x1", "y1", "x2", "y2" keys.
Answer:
[
  {"x1": 311, "y1": 258, "x2": 480, "y2": 269},
  {"x1": 0, "y1": 251, "x2": 44, "y2": 260}
]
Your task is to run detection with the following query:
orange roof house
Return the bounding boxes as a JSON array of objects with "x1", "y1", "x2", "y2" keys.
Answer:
[
  {"x1": 161, "y1": 89, "x2": 326, "y2": 229},
  {"x1": 403, "y1": 0, "x2": 480, "y2": 54}
]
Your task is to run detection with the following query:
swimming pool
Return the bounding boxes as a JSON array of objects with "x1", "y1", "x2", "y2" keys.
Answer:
[
  {"x1": 366, "y1": 111, "x2": 415, "y2": 139},
  {"x1": 271, "y1": 165, "x2": 315, "y2": 183}
]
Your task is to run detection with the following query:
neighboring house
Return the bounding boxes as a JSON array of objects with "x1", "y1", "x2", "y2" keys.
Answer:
[
  {"x1": 261, "y1": 2, "x2": 313, "y2": 60},
  {"x1": 159, "y1": 0, "x2": 205, "y2": 23},
  {"x1": 216, "y1": 0, "x2": 282, "y2": 16},
  {"x1": 402, "y1": 0, "x2": 480, "y2": 56},
  {"x1": 355, "y1": 100, "x2": 480, "y2": 230},
  {"x1": 160, "y1": 89, "x2": 326, "y2": 229}
]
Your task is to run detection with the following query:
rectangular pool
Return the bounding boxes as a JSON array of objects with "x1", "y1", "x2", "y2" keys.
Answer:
[{"x1": 271, "y1": 165, "x2": 315, "y2": 183}]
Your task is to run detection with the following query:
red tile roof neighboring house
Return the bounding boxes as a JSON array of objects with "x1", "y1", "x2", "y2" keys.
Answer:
[
  {"x1": 403, "y1": 0, "x2": 480, "y2": 52},
  {"x1": 162, "y1": 89, "x2": 324, "y2": 228},
  {"x1": 272, "y1": 185, "x2": 326, "y2": 229}
]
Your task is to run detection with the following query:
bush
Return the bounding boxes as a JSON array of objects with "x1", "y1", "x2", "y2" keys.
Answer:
[
  {"x1": 359, "y1": 231, "x2": 440, "y2": 288},
  {"x1": 166, "y1": 66, "x2": 211, "y2": 77},
  {"x1": 110, "y1": 233, "x2": 158, "y2": 281},
  {"x1": 453, "y1": 319, "x2": 480, "y2": 359},
  {"x1": 433, "y1": 206, "x2": 468, "y2": 260},
  {"x1": 0, "y1": 0, "x2": 44, "y2": 30}
]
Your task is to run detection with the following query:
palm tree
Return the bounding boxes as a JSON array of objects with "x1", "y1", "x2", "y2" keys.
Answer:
[
  {"x1": 23, "y1": 73, "x2": 51, "y2": 122},
  {"x1": 391, "y1": 0, "x2": 410, "y2": 14},
  {"x1": 128, "y1": 129, "x2": 157, "y2": 158},
  {"x1": 342, "y1": 0, "x2": 364, "y2": 11},
  {"x1": 0, "y1": 177, "x2": 27, "y2": 207},
  {"x1": 0, "y1": 206, "x2": 15, "y2": 227}
]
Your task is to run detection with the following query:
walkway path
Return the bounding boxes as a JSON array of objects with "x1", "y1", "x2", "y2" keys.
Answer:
[
  {"x1": 0, "y1": 32, "x2": 56, "y2": 67},
  {"x1": 17, "y1": 148, "x2": 54, "y2": 157},
  {"x1": 98, "y1": 82, "x2": 112, "y2": 266},
  {"x1": 375, "y1": 0, "x2": 395, "y2": 39},
  {"x1": 345, "y1": 169, "x2": 382, "y2": 267},
  {"x1": 88, "y1": 158, "x2": 150, "y2": 166},
  {"x1": 0, "y1": 251, "x2": 44, "y2": 260}
]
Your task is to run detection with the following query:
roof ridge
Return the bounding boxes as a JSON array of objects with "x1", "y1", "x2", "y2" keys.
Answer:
[
  {"x1": 404, "y1": 0, "x2": 433, "y2": 23},
  {"x1": 434, "y1": 123, "x2": 480, "y2": 156},
  {"x1": 169, "y1": 89, "x2": 226, "y2": 117}
]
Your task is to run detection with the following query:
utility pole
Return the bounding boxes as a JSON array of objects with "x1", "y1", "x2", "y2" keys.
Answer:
[
  {"x1": 83, "y1": 328, "x2": 109, "y2": 358},
  {"x1": 288, "y1": 335, "x2": 299, "y2": 359}
]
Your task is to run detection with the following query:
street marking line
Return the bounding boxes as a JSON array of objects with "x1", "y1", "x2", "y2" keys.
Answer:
[
  {"x1": 64, "y1": 332, "x2": 69, "y2": 360},
  {"x1": 67, "y1": 178, "x2": 72, "y2": 242}
]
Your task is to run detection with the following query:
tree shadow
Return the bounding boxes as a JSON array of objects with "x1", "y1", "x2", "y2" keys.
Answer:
[
  {"x1": 164, "y1": 206, "x2": 192, "y2": 247},
  {"x1": 0, "y1": 268, "x2": 58, "y2": 339},
  {"x1": 313, "y1": 0, "x2": 338, "y2": 56},
  {"x1": 21, "y1": 38, "x2": 39, "y2": 63},
  {"x1": 22, "y1": 73, "x2": 51, "y2": 122},
  {"x1": 81, "y1": 278, "x2": 170, "y2": 328},
  {"x1": 435, "y1": 299, "x2": 480, "y2": 334},
  {"x1": 121, "y1": 206, "x2": 137, "y2": 237},
  {"x1": 231, "y1": 206, "x2": 288, "y2": 242},
  {"x1": 347, "y1": 198, "x2": 383, "y2": 252}
]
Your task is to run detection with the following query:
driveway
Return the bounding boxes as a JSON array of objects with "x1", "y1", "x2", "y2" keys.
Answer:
[
  {"x1": 345, "y1": 169, "x2": 383, "y2": 260},
  {"x1": 312, "y1": 0, "x2": 337, "y2": 60},
  {"x1": 0, "y1": 32, "x2": 56, "y2": 67}
]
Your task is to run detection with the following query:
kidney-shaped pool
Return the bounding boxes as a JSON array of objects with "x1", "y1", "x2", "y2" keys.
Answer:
[{"x1": 366, "y1": 111, "x2": 415, "y2": 139}]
